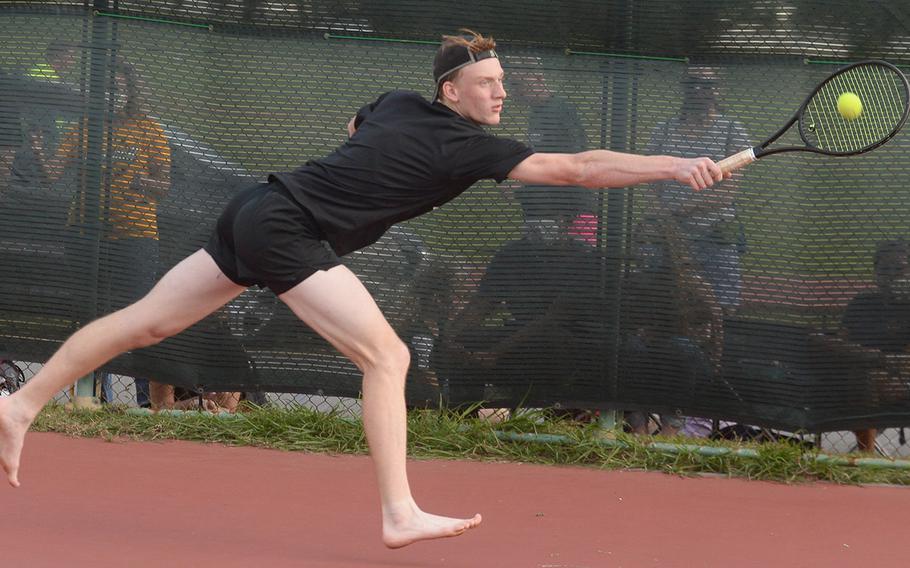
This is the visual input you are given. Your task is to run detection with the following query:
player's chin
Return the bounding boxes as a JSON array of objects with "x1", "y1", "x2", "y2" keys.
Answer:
[{"x1": 484, "y1": 108, "x2": 503, "y2": 125}]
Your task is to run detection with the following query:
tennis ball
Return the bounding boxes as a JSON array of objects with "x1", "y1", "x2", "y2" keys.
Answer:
[{"x1": 837, "y1": 92, "x2": 862, "y2": 120}]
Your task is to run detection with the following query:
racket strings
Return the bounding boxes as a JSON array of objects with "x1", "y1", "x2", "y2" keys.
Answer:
[{"x1": 802, "y1": 63, "x2": 908, "y2": 154}]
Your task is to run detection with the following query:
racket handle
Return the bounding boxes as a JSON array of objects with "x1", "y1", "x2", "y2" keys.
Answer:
[{"x1": 717, "y1": 147, "x2": 756, "y2": 174}]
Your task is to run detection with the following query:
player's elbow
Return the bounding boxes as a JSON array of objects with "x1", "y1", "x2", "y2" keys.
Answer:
[{"x1": 571, "y1": 155, "x2": 602, "y2": 189}]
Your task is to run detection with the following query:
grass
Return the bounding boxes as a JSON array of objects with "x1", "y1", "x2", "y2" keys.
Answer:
[{"x1": 31, "y1": 404, "x2": 910, "y2": 486}]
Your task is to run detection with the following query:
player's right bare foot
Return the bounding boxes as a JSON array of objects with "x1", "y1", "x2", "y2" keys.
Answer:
[
  {"x1": 381, "y1": 500, "x2": 482, "y2": 549},
  {"x1": 0, "y1": 397, "x2": 31, "y2": 487}
]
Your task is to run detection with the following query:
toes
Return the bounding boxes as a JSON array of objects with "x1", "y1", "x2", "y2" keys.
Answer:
[
  {"x1": 458, "y1": 515, "x2": 481, "y2": 532},
  {"x1": 2, "y1": 459, "x2": 19, "y2": 487}
]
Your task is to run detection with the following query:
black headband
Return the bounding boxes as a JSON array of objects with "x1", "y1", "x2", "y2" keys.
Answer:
[{"x1": 432, "y1": 45, "x2": 498, "y2": 100}]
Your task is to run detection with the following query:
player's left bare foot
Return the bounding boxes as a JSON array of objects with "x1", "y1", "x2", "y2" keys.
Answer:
[{"x1": 382, "y1": 499, "x2": 482, "y2": 548}]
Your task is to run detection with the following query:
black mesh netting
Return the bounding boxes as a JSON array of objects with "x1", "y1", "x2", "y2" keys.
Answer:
[{"x1": 2, "y1": 1, "x2": 910, "y2": 431}]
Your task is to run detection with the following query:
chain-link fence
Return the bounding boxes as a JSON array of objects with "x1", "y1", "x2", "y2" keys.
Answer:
[
  {"x1": 2, "y1": 1, "x2": 910, "y2": 457},
  {"x1": 5, "y1": 359, "x2": 907, "y2": 458}
]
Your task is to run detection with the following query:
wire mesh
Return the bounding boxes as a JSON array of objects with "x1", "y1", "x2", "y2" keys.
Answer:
[{"x1": 1, "y1": 1, "x2": 910, "y2": 456}]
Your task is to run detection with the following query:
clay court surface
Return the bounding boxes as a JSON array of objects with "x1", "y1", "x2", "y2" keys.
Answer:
[{"x1": 1, "y1": 433, "x2": 905, "y2": 567}]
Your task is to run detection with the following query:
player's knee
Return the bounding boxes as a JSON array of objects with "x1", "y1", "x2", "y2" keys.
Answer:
[
  {"x1": 389, "y1": 339, "x2": 412, "y2": 373},
  {"x1": 358, "y1": 338, "x2": 410, "y2": 378}
]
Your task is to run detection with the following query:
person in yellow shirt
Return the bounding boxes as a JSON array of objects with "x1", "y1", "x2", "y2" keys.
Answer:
[
  {"x1": 60, "y1": 90, "x2": 171, "y2": 239},
  {"x1": 32, "y1": 58, "x2": 169, "y2": 407}
]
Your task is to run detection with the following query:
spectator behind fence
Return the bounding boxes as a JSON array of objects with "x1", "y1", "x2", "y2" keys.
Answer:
[
  {"x1": 621, "y1": 214, "x2": 724, "y2": 436},
  {"x1": 0, "y1": 67, "x2": 22, "y2": 193},
  {"x1": 14, "y1": 40, "x2": 80, "y2": 189},
  {"x1": 839, "y1": 240, "x2": 910, "y2": 453},
  {"x1": 642, "y1": 65, "x2": 749, "y2": 311},
  {"x1": 506, "y1": 60, "x2": 597, "y2": 243},
  {"x1": 625, "y1": 65, "x2": 749, "y2": 436},
  {"x1": 30, "y1": 57, "x2": 169, "y2": 408},
  {"x1": 0, "y1": 41, "x2": 81, "y2": 219},
  {"x1": 444, "y1": 207, "x2": 605, "y2": 419}
]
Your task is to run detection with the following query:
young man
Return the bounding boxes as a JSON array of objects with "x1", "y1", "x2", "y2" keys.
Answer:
[{"x1": 0, "y1": 30, "x2": 724, "y2": 548}]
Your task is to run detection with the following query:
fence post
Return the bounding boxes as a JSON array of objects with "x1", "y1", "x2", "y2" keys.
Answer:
[{"x1": 72, "y1": 0, "x2": 117, "y2": 409}]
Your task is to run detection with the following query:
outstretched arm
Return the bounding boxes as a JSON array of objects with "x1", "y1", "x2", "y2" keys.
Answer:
[{"x1": 507, "y1": 151, "x2": 725, "y2": 192}]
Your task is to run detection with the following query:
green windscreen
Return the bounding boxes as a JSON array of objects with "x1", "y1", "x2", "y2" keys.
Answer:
[{"x1": 2, "y1": 1, "x2": 910, "y2": 432}]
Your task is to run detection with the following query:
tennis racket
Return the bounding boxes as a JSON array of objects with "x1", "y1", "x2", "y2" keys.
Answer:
[{"x1": 718, "y1": 60, "x2": 910, "y2": 173}]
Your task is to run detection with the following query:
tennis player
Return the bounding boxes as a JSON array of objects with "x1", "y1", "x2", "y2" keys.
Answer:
[{"x1": 0, "y1": 29, "x2": 724, "y2": 548}]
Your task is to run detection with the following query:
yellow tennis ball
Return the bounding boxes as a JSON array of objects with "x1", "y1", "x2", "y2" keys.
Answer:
[{"x1": 837, "y1": 92, "x2": 862, "y2": 120}]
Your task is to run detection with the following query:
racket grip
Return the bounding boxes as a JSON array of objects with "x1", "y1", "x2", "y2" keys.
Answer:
[{"x1": 717, "y1": 148, "x2": 756, "y2": 174}]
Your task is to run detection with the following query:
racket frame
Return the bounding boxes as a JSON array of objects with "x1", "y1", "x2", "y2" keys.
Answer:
[{"x1": 718, "y1": 60, "x2": 910, "y2": 173}]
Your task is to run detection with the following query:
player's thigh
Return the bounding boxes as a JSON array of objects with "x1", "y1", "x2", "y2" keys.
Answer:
[
  {"x1": 278, "y1": 265, "x2": 404, "y2": 367},
  {"x1": 121, "y1": 249, "x2": 246, "y2": 338}
]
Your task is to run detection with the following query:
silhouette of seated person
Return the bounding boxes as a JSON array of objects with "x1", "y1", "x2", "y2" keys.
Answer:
[
  {"x1": 838, "y1": 240, "x2": 910, "y2": 453},
  {"x1": 620, "y1": 215, "x2": 724, "y2": 436},
  {"x1": 443, "y1": 208, "x2": 605, "y2": 410}
]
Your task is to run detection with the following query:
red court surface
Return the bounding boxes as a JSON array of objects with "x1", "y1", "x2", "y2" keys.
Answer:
[{"x1": 1, "y1": 432, "x2": 906, "y2": 567}]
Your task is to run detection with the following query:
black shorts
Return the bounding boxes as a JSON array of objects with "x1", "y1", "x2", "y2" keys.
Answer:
[{"x1": 204, "y1": 182, "x2": 341, "y2": 294}]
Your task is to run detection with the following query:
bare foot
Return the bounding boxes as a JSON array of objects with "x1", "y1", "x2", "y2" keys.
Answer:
[
  {"x1": 382, "y1": 500, "x2": 482, "y2": 549},
  {"x1": 0, "y1": 397, "x2": 32, "y2": 487}
]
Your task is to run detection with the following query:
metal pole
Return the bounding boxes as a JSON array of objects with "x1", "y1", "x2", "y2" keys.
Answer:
[
  {"x1": 597, "y1": 0, "x2": 638, "y2": 432},
  {"x1": 72, "y1": 0, "x2": 114, "y2": 409}
]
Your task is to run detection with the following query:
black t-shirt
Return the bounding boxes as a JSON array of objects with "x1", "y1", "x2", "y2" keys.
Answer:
[{"x1": 272, "y1": 90, "x2": 534, "y2": 256}]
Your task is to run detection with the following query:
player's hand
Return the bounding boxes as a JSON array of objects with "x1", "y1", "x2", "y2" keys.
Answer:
[{"x1": 675, "y1": 157, "x2": 725, "y2": 191}]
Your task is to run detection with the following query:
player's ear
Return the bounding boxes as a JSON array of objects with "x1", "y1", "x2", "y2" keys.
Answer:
[{"x1": 441, "y1": 80, "x2": 459, "y2": 103}]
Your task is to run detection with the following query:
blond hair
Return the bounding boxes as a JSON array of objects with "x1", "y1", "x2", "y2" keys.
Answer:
[{"x1": 440, "y1": 28, "x2": 497, "y2": 53}]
